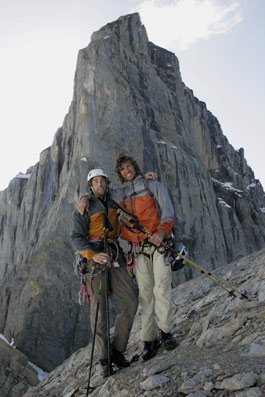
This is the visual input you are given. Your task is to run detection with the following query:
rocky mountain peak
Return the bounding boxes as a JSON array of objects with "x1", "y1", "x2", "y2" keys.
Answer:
[
  {"x1": 91, "y1": 13, "x2": 148, "y2": 53},
  {"x1": 0, "y1": 12, "x2": 265, "y2": 381}
]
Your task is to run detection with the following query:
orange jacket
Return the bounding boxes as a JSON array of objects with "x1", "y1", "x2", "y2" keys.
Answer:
[
  {"x1": 111, "y1": 176, "x2": 175, "y2": 243},
  {"x1": 71, "y1": 193, "x2": 119, "y2": 260}
]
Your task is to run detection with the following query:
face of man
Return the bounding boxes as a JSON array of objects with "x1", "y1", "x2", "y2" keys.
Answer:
[
  {"x1": 90, "y1": 176, "x2": 107, "y2": 197},
  {"x1": 119, "y1": 161, "x2": 136, "y2": 182}
]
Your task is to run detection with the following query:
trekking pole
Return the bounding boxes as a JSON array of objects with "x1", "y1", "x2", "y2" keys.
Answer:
[
  {"x1": 104, "y1": 266, "x2": 111, "y2": 375},
  {"x1": 176, "y1": 254, "x2": 249, "y2": 300},
  {"x1": 103, "y1": 215, "x2": 112, "y2": 377},
  {"x1": 86, "y1": 280, "x2": 102, "y2": 395},
  {"x1": 117, "y1": 209, "x2": 250, "y2": 301}
]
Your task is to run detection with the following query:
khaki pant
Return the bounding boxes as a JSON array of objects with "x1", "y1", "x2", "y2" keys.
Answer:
[
  {"x1": 86, "y1": 266, "x2": 138, "y2": 360},
  {"x1": 134, "y1": 246, "x2": 174, "y2": 341}
]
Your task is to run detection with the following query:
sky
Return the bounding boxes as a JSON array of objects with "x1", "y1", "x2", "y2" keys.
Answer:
[{"x1": 0, "y1": 0, "x2": 264, "y2": 191}]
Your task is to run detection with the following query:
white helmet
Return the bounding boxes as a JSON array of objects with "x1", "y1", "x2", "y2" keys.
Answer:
[{"x1": 87, "y1": 168, "x2": 108, "y2": 182}]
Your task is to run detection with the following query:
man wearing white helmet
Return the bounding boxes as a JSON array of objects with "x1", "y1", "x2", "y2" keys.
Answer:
[{"x1": 71, "y1": 168, "x2": 138, "y2": 378}]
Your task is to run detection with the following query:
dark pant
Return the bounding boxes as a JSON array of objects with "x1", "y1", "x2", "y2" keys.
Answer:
[{"x1": 86, "y1": 266, "x2": 138, "y2": 359}]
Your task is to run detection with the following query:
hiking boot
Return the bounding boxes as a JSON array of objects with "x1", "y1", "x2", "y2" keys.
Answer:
[
  {"x1": 142, "y1": 340, "x2": 160, "y2": 361},
  {"x1": 99, "y1": 359, "x2": 113, "y2": 378},
  {"x1": 111, "y1": 348, "x2": 130, "y2": 368},
  {"x1": 159, "y1": 330, "x2": 178, "y2": 351}
]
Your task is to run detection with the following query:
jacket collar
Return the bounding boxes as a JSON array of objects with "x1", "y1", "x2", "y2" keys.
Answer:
[{"x1": 122, "y1": 174, "x2": 143, "y2": 187}]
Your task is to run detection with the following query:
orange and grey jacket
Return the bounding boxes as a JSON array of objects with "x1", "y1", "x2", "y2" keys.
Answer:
[
  {"x1": 71, "y1": 192, "x2": 119, "y2": 261},
  {"x1": 110, "y1": 176, "x2": 175, "y2": 243}
]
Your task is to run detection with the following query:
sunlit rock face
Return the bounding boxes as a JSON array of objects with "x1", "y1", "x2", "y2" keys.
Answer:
[{"x1": 0, "y1": 13, "x2": 265, "y2": 371}]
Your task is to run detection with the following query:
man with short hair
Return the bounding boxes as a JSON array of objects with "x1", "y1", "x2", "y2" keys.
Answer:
[{"x1": 71, "y1": 169, "x2": 138, "y2": 377}]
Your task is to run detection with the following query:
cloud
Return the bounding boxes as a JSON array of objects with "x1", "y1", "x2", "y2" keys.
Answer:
[{"x1": 135, "y1": 0, "x2": 242, "y2": 50}]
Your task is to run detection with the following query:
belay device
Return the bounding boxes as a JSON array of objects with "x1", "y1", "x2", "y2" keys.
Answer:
[{"x1": 117, "y1": 208, "x2": 250, "y2": 301}]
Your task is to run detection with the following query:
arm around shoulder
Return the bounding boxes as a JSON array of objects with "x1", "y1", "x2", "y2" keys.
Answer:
[{"x1": 149, "y1": 180, "x2": 175, "y2": 236}]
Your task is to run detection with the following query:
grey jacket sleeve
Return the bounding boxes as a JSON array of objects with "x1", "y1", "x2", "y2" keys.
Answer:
[
  {"x1": 148, "y1": 180, "x2": 175, "y2": 223},
  {"x1": 70, "y1": 210, "x2": 102, "y2": 252},
  {"x1": 109, "y1": 185, "x2": 124, "y2": 203}
]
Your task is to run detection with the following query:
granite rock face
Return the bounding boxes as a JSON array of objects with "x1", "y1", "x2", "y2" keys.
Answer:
[{"x1": 0, "y1": 13, "x2": 265, "y2": 371}]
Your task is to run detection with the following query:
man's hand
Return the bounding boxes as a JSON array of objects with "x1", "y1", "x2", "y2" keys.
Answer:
[
  {"x1": 148, "y1": 230, "x2": 165, "y2": 246},
  {"x1": 76, "y1": 194, "x2": 89, "y2": 215},
  {"x1": 92, "y1": 252, "x2": 111, "y2": 266},
  {"x1": 144, "y1": 172, "x2": 157, "y2": 180}
]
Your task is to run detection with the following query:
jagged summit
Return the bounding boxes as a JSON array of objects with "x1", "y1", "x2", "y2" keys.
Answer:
[
  {"x1": 0, "y1": 12, "x2": 265, "y2": 381},
  {"x1": 90, "y1": 13, "x2": 147, "y2": 44}
]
